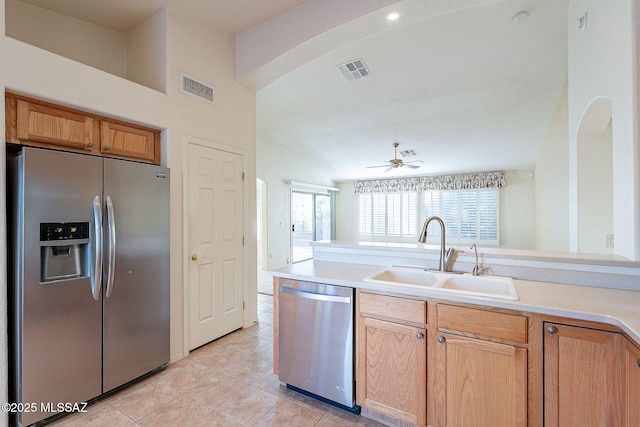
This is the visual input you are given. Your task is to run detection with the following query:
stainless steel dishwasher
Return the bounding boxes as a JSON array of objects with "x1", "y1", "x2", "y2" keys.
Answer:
[{"x1": 278, "y1": 280, "x2": 358, "y2": 412}]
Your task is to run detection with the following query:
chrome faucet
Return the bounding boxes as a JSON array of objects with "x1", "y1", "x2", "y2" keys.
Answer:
[
  {"x1": 470, "y1": 243, "x2": 485, "y2": 276},
  {"x1": 418, "y1": 216, "x2": 455, "y2": 271}
]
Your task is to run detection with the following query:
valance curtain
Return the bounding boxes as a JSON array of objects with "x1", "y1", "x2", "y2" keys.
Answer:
[{"x1": 353, "y1": 171, "x2": 506, "y2": 194}]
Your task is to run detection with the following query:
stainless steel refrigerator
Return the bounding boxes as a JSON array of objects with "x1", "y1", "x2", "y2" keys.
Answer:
[{"x1": 7, "y1": 147, "x2": 170, "y2": 426}]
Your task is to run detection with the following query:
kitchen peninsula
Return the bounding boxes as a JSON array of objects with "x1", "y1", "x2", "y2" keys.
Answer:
[{"x1": 271, "y1": 241, "x2": 640, "y2": 427}]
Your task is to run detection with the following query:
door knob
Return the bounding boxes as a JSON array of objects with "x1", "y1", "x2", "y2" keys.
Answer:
[{"x1": 191, "y1": 254, "x2": 198, "y2": 261}]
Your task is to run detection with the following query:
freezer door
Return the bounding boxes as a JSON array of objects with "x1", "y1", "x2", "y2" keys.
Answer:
[
  {"x1": 102, "y1": 158, "x2": 170, "y2": 392},
  {"x1": 9, "y1": 148, "x2": 103, "y2": 426}
]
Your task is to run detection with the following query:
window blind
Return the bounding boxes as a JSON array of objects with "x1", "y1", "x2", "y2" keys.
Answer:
[
  {"x1": 423, "y1": 188, "x2": 499, "y2": 244},
  {"x1": 359, "y1": 193, "x2": 417, "y2": 239}
]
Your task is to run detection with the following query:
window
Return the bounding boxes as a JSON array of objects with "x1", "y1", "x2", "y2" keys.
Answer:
[
  {"x1": 423, "y1": 188, "x2": 499, "y2": 244},
  {"x1": 358, "y1": 188, "x2": 499, "y2": 245},
  {"x1": 359, "y1": 192, "x2": 417, "y2": 239}
]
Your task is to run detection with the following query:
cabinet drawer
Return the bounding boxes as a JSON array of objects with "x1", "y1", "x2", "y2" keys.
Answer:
[
  {"x1": 437, "y1": 304, "x2": 527, "y2": 344},
  {"x1": 359, "y1": 292, "x2": 426, "y2": 325}
]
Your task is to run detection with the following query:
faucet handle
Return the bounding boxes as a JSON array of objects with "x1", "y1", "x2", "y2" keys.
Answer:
[{"x1": 444, "y1": 247, "x2": 457, "y2": 272}]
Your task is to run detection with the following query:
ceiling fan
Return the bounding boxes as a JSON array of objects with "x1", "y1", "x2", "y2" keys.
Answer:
[{"x1": 367, "y1": 142, "x2": 423, "y2": 172}]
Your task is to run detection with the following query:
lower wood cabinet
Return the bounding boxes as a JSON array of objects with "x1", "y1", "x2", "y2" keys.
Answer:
[
  {"x1": 357, "y1": 292, "x2": 427, "y2": 426},
  {"x1": 433, "y1": 333, "x2": 527, "y2": 427},
  {"x1": 331, "y1": 289, "x2": 640, "y2": 427},
  {"x1": 433, "y1": 304, "x2": 528, "y2": 427},
  {"x1": 622, "y1": 338, "x2": 640, "y2": 426},
  {"x1": 543, "y1": 322, "x2": 623, "y2": 427},
  {"x1": 358, "y1": 317, "x2": 427, "y2": 426}
]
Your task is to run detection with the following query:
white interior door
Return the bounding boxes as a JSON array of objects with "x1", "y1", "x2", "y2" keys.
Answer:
[{"x1": 188, "y1": 142, "x2": 244, "y2": 350}]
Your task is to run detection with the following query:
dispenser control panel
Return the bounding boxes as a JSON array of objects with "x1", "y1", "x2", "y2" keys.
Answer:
[{"x1": 40, "y1": 222, "x2": 89, "y2": 241}]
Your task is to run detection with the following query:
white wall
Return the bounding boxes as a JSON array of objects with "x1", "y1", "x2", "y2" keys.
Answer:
[
  {"x1": 335, "y1": 169, "x2": 535, "y2": 250},
  {"x1": 500, "y1": 169, "x2": 534, "y2": 249},
  {"x1": 0, "y1": 5, "x2": 257, "y2": 422},
  {"x1": 127, "y1": 9, "x2": 167, "y2": 92},
  {"x1": 567, "y1": 0, "x2": 638, "y2": 259},
  {"x1": 256, "y1": 138, "x2": 335, "y2": 269},
  {"x1": 534, "y1": 80, "x2": 570, "y2": 252},
  {"x1": 5, "y1": 0, "x2": 128, "y2": 78}
]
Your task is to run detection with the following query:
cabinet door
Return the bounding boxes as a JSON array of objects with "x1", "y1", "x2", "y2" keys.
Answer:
[
  {"x1": 435, "y1": 333, "x2": 527, "y2": 427},
  {"x1": 623, "y1": 338, "x2": 640, "y2": 427},
  {"x1": 357, "y1": 316, "x2": 426, "y2": 426},
  {"x1": 100, "y1": 121, "x2": 158, "y2": 163},
  {"x1": 544, "y1": 323, "x2": 622, "y2": 427},
  {"x1": 16, "y1": 99, "x2": 94, "y2": 150}
]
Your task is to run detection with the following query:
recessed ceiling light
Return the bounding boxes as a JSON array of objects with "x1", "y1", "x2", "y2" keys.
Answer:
[{"x1": 386, "y1": 11, "x2": 401, "y2": 21}]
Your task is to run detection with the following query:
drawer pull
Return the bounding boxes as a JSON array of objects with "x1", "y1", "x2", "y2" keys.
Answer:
[
  {"x1": 547, "y1": 326, "x2": 557, "y2": 334},
  {"x1": 437, "y1": 336, "x2": 445, "y2": 344}
]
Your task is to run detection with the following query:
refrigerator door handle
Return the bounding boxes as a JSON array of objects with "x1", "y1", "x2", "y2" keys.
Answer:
[
  {"x1": 91, "y1": 196, "x2": 103, "y2": 301},
  {"x1": 105, "y1": 195, "x2": 117, "y2": 297}
]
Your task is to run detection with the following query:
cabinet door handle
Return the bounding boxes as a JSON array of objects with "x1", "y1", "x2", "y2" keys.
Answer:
[
  {"x1": 637, "y1": 358, "x2": 640, "y2": 368},
  {"x1": 437, "y1": 336, "x2": 445, "y2": 344},
  {"x1": 104, "y1": 145, "x2": 110, "y2": 151},
  {"x1": 416, "y1": 333, "x2": 424, "y2": 339},
  {"x1": 547, "y1": 326, "x2": 558, "y2": 334},
  {"x1": 86, "y1": 142, "x2": 93, "y2": 149}
]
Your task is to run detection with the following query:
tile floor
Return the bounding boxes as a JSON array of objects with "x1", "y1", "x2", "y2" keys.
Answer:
[{"x1": 49, "y1": 293, "x2": 384, "y2": 427}]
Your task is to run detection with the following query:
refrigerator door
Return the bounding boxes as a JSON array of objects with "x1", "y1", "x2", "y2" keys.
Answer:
[
  {"x1": 102, "y1": 158, "x2": 170, "y2": 392},
  {"x1": 9, "y1": 148, "x2": 103, "y2": 426}
]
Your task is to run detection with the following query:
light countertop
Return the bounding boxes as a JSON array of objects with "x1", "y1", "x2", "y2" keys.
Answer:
[{"x1": 271, "y1": 260, "x2": 640, "y2": 344}]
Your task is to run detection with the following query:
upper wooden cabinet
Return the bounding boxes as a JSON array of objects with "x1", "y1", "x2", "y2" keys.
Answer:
[
  {"x1": 100, "y1": 121, "x2": 158, "y2": 163},
  {"x1": 6, "y1": 93, "x2": 160, "y2": 164},
  {"x1": 10, "y1": 98, "x2": 95, "y2": 151}
]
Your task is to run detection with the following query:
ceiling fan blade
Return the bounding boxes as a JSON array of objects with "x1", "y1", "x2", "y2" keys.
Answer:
[
  {"x1": 367, "y1": 164, "x2": 391, "y2": 168},
  {"x1": 405, "y1": 164, "x2": 421, "y2": 169},
  {"x1": 384, "y1": 165, "x2": 396, "y2": 172},
  {"x1": 404, "y1": 160, "x2": 424, "y2": 164}
]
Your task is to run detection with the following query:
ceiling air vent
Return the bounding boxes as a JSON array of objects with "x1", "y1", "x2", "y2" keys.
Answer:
[
  {"x1": 180, "y1": 72, "x2": 215, "y2": 104},
  {"x1": 398, "y1": 148, "x2": 419, "y2": 158},
  {"x1": 336, "y1": 59, "x2": 371, "y2": 82}
]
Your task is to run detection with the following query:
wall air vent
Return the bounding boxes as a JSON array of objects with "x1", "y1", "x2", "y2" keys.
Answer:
[
  {"x1": 180, "y1": 72, "x2": 215, "y2": 104},
  {"x1": 336, "y1": 59, "x2": 371, "y2": 82},
  {"x1": 399, "y1": 148, "x2": 419, "y2": 158}
]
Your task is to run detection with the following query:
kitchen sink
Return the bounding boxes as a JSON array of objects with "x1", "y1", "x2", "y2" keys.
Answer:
[
  {"x1": 363, "y1": 267, "x2": 519, "y2": 300},
  {"x1": 363, "y1": 267, "x2": 439, "y2": 287},
  {"x1": 433, "y1": 274, "x2": 519, "y2": 300}
]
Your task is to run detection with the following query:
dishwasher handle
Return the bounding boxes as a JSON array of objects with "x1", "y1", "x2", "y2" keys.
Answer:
[{"x1": 279, "y1": 286, "x2": 352, "y2": 304}]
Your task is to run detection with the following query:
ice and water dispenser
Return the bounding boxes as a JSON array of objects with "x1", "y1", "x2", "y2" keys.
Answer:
[{"x1": 40, "y1": 222, "x2": 90, "y2": 282}]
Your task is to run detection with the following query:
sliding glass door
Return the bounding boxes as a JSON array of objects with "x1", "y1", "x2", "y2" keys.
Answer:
[{"x1": 291, "y1": 191, "x2": 333, "y2": 263}]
